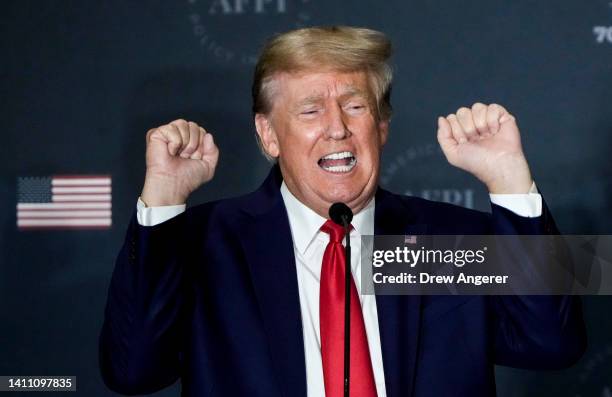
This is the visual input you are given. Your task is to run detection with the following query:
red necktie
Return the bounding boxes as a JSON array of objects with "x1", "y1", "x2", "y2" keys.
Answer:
[{"x1": 320, "y1": 220, "x2": 377, "y2": 397}]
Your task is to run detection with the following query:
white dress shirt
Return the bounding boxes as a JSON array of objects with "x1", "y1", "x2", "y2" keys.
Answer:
[
  {"x1": 279, "y1": 183, "x2": 386, "y2": 396},
  {"x1": 135, "y1": 182, "x2": 542, "y2": 397}
]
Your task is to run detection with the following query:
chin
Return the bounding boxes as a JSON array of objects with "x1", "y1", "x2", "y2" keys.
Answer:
[{"x1": 323, "y1": 186, "x2": 362, "y2": 206}]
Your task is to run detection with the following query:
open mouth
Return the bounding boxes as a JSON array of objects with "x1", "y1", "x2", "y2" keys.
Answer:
[{"x1": 317, "y1": 151, "x2": 357, "y2": 173}]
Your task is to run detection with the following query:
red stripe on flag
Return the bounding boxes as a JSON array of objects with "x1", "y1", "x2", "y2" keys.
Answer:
[
  {"x1": 52, "y1": 175, "x2": 111, "y2": 179},
  {"x1": 18, "y1": 225, "x2": 111, "y2": 230}
]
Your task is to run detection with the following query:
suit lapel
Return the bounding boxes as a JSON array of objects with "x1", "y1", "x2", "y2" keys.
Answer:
[
  {"x1": 240, "y1": 166, "x2": 307, "y2": 397},
  {"x1": 374, "y1": 188, "x2": 426, "y2": 397}
]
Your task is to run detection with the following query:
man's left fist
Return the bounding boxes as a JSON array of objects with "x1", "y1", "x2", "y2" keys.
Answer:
[{"x1": 437, "y1": 103, "x2": 533, "y2": 194}]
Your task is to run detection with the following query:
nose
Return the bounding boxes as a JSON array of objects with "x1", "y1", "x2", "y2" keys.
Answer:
[{"x1": 324, "y1": 103, "x2": 350, "y2": 140}]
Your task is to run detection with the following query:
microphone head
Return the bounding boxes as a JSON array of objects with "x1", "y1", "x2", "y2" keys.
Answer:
[{"x1": 329, "y1": 202, "x2": 353, "y2": 226}]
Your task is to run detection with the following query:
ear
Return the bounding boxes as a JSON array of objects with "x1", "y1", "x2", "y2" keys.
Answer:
[
  {"x1": 378, "y1": 118, "x2": 390, "y2": 146},
  {"x1": 255, "y1": 113, "x2": 280, "y2": 158}
]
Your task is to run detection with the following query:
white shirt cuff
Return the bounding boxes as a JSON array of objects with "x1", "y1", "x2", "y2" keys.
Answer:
[
  {"x1": 136, "y1": 197, "x2": 186, "y2": 226},
  {"x1": 489, "y1": 182, "x2": 542, "y2": 218}
]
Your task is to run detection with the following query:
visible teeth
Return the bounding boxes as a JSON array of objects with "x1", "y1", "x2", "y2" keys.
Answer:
[
  {"x1": 323, "y1": 165, "x2": 354, "y2": 173},
  {"x1": 321, "y1": 151, "x2": 354, "y2": 160},
  {"x1": 320, "y1": 157, "x2": 357, "y2": 173}
]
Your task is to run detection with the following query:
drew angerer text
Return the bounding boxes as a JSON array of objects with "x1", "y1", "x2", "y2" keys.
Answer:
[{"x1": 373, "y1": 272, "x2": 509, "y2": 285}]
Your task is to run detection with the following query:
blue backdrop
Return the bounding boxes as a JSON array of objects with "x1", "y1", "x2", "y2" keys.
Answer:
[{"x1": 2, "y1": 1, "x2": 611, "y2": 395}]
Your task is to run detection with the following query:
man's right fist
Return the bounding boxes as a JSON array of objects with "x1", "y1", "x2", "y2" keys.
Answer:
[{"x1": 140, "y1": 119, "x2": 219, "y2": 206}]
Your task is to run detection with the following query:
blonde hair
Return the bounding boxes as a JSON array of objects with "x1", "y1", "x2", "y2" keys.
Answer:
[{"x1": 252, "y1": 26, "x2": 393, "y2": 121}]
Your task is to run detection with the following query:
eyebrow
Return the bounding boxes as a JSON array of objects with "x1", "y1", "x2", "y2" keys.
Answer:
[{"x1": 296, "y1": 86, "x2": 369, "y2": 107}]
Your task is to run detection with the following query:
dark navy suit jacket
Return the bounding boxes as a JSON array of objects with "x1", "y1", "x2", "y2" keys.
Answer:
[{"x1": 100, "y1": 166, "x2": 586, "y2": 396}]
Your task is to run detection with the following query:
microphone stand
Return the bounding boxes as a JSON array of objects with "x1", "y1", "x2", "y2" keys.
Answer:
[
  {"x1": 342, "y1": 215, "x2": 351, "y2": 397},
  {"x1": 329, "y1": 203, "x2": 354, "y2": 397}
]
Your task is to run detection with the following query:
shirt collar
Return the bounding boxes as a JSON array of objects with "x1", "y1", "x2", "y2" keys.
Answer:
[{"x1": 280, "y1": 181, "x2": 375, "y2": 254}]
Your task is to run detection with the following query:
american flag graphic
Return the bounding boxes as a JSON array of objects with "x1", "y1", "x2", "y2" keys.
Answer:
[
  {"x1": 404, "y1": 235, "x2": 417, "y2": 244},
  {"x1": 17, "y1": 175, "x2": 112, "y2": 230}
]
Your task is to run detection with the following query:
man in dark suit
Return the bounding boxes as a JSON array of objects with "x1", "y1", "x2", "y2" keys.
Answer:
[{"x1": 100, "y1": 26, "x2": 586, "y2": 396}]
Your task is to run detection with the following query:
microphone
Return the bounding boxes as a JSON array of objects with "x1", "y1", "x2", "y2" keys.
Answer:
[
  {"x1": 329, "y1": 202, "x2": 353, "y2": 227},
  {"x1": 328, "y1": 202, "x2": 353, "y2": 397}
]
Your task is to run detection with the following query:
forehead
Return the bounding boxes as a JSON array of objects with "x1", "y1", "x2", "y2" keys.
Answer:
[{"x1": 273, "y1": 70, "x2": 371, "y2": 102}]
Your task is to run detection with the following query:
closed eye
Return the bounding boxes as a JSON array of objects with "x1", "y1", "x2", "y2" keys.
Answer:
[
  {"x1": 299, "y1": 108, "x2": 322, "y2": 118},
  {"x1": 344, "y1": 103, "x2": 367, "y2": 114}
]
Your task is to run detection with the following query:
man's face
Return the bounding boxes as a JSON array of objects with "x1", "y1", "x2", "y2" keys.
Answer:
[{"x1": 255, "y1": 70, "x2": 389, "y2": 217}]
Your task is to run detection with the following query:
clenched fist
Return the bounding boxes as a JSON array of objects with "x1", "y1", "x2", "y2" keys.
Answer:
[
  {"x1": 437, "y1": 103, "x2": 533, "y2": 194},
  {"x1": 140, "y1": 119, "x2": 219, "y2": 206}
]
